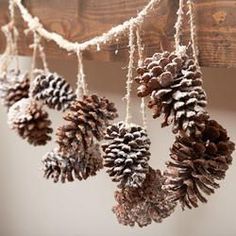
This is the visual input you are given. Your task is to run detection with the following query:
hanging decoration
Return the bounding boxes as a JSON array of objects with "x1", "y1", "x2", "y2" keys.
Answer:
[
  {"x1": 56, "y1": 95, "x2": 118, "y2": 157},
  {"x1": 164, "y1": 118, "x2": 235, "y2": 209},
  {"x1": 102, "y1": 122, "x2": 151, "y2": 189},
  {"x1": 0, "y1": 21, "x2": 30, "y2": 110},
  {"x1": 42, "y1": 144, "x2": 103, "y2": 183},
  {"x1": 28, "y1": 31, "x2": 76, "y2": 111},
  {"x1": 101, "y1": 26, "x2": 151, "y2": 189},
  {"x1": 7, "y1": 98, "x2": 53, "y2": 146},
  {"x1": 161, "y1": 0, "x2": 235, "y2": 209},
  {"x1": 102, "y1": 24, "x2": 177, "y2": 226},
  {"x1": 0, "y1": 69, "x2": 30, "y2": 109},
  {"x1": 0, "y1": 0, "x2": 235, "y2": 228},
  {"x1": 135, "y1": 49, "x2": 208, "y2": 134},
  {"x1": 42, "y1": 51, "x2": 118, "y2": 183},
  {"x1": 31, "y1": 72, "x2": 76, "y2": 111},
  {"x1": 113, "y1": 168, "x2": 176, "y2": 227}
]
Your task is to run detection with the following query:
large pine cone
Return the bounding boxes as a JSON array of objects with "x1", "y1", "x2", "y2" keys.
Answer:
[
  {"x1": 0, "y1": 70, "x2": 30, "y2": 109},
  {"x1": 42, "y1": 144, "x2": 103, "y2": 183},
  {"x1": 31, "y1": 72, "x2": 76, "y2": 111},
  {"x1": 164, "y1": 118, "x2": 235, "y2": 209},
  {"x1": 56, "y1": 94, "x2": 118, "y2": 156},
  {"x1": 102, "y1": 122, "x2": 151, "y2": 188},
  {"x1": 113, "y1": 168, "x2": 177, "y2": 227},
  {"x1": 135, "y1": 48, "x2": 208, "y2": 134},
  {"x1": 8, "y1": 98, "x2": 53, "y2": 146}
]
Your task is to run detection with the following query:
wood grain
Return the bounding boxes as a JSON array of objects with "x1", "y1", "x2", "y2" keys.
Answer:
[{"x1": 0, "y1": 0, "x2": 236, "y2": 68}]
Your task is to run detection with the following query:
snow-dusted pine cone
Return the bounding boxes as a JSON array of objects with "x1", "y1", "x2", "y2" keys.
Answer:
[
  {"x1": 102, "y1": 122, "x2": 151, "y2": 188},
  {"x1": 164, "y1": 118, "x2": 235, "y2": 209},
  {"x1": 56, "y1": 94, "x2": 118, "y2": 156},
  {"x1": 42, "y1": 144, "x2": 103, "y2": 183},
  {"x1": 135, "y1": 48, "x2": 208, "y2": 134},
  {"x1": 0, "y1": 69, "x2": 30, "y2": 109},
  {"x1": 31, "y1": 72, "x2": 76, "y2": 111},
  {"x1": 8, "y1": 98, "x2": 53, "y2": 146},
  {"x1": 113, "y1": 168, "x2": 177, "y2": 227}
]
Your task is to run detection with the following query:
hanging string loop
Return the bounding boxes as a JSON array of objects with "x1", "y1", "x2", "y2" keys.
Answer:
[
  {"x1": 174, "y1": 0, "x2": 185, "y2": 53},
  {"x1": 75, "y1": 49, "x2": 88, "y2": 99},
  {"x1": 136, "y1": 27, "x2": 147, "y2": 130},
  {"x1": 187, "y1": 0, "x2": 199, "y2": 66},
  {"x1": 124, "y1": 24, "x2": 136, "y2": 126}
]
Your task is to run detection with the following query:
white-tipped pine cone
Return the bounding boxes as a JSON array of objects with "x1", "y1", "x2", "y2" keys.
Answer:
[
  {"x1": 164, "y1": 118, "x2": 235, "y2": 209},
  {"x1": 102, "y1": 122, "x2": 151, "y2": 188},
  {"x1": 113, "y1": 168, "x2": 177, "y2": 227},
  {"x1": 31, "y1": 72, "x2": 76, "y2": 111},
  {"x1": 0, "y1": 69, "x2": 30, "y2": 109},
  {"x1": 8, "y1": 98, "x2": 53, "y2": 146},
  {"x1": 135, "y1": 48, "x2": 208, "y2": 134},
  {"x1": 56, "y1": 94, "x2": 118, "y2": 157},
  {"x1": 42, "y1": 144, "x2": 103, "y2": 183}
]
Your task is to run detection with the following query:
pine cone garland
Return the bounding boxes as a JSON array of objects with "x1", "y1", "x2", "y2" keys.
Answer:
[
  {"x1": 0, "y1": 69, "x2": 30, "y2": 109},
  {"x1": 31, "y1": 72, "x2": 76, "y2": 111},
  {"x1": 164, "y1": 118, "x2": 235, "y2": 209},
  {"x1": 8, "y1": 98, "x2": 53, "y2": 146},
  {"x1": 56, "y1": 94, "x2": 118, "y2": 156},
  {"x1": 42, "y1": 144, "x2": 103, "y2": 183},
  {"x1": 102, "y1": 122, "x2": 151, "y2": 188},
  {"x1": 135, "y1": 48, "x2": 208, "y2": 134},
  {"x1": 113, "y1": 168, "x2": 177, "y2": 227}
]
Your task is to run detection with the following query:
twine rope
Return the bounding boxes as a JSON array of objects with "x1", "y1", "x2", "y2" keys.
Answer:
[
  {"x1": 9, "y1": 0, "x2": 20, "y2": 70},
  {"x1": 13, "y1": 0, "x2": 161, "y2": 53},
  {"x1": 174, "y1": 0, "x2": 184, "y2": 52},
  {"x1": 38, "y1": 42, "x2": 49, "y2": 73},
  {"x1": 13, "y1": 27, "x2": 19, "y2": 70},
  {"x1": 9, "y1": 0, "x2": 15, "y2": 22},
  {"x1": 124, "y1": 25, "x2": 135, "y2": 125},
  {"x1": 30, "y1": 31, "x2": 40, "y2": 81},
  {"x1": 187, "y1": 0, "x2": 199, "y2": 65},
  {"x1": 0, "y1": 0, "x2": 19, "y2": 73},
  {"x1": 76, "y1": 50, "x2": 87, "y2": 98},
  {"x1": 0, "y1": 24, "x2": 15, "y2": 72},
  {"x1": 28, "y1": 30, "x2": 49, "y2": 74},
  {"x1": 136, "y1": 28, "x2": 147, "y2": 129},
  {"x1": 136, "y1": 28, "x2": 144, "y2": 66}
]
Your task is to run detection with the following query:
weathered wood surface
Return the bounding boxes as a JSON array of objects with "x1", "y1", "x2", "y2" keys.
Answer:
[{"x1": 0, "y1": 0, "x2": 236, "y2": 68}]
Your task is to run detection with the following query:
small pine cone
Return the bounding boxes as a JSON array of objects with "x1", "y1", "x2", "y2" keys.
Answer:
[
  {"x1": 102, "y1": 122, "x2": 151, "y2": 188},
  {"x1": 57, "y1": 94, "x2": 118, "y2": 156},
  {"x1": 0, "y1": 69, "x2": 30, "y2": 109},
  {"x1": 31, "y1": 72, "x2": 76, "y2": 111},
  {"x1": 42, "y1": 144, "x2": 103, "y2": 183},
  {"x1": 7, "y1": 98, "x2": 53, "y2": 146},
  {"x1": 135, "y1": 48, "x2": 208, "y2": 134},
  {"x1": 113, "y1": 168, "x2": 177, "y2": 227},
  {"x1": 164, "y1": 118, "x2": 235, "y2": 209}
]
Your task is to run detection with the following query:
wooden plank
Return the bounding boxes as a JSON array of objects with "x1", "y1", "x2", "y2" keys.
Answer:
[{"x1": 0, "y1": 0, "x2": 236, "y2": 68}]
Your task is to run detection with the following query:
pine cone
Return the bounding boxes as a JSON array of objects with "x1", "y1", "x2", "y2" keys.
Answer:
[
  {"x1": 7, "y1": 98, "x2": 53, "y2": 146},
  {"x1": 102, "y1": 122, "x2": 151, "y2": 188},
  {"x1": 135, "y1": 48, "x2": 208, "y2": 134},
  {"x1": 31, "y1": 72, "x2": 76, "y2": 111},
  {"x1": 0, "y1": 69, "x2": 30, "y2": 109},
  {"x1": 56, "y1": 94, "x2": 118, "y2": 156},
  {"x1": 113, "y1": 168, "x2": 177, "y2": 227},
  {"x1": 42, "y1": 144, "x2": 103, "y2": 183},
  {"x1": 164, "y1": 118, "x2": 235, "y2": 209}
]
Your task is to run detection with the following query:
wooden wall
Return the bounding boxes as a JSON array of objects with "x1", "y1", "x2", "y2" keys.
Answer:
[{"x1": 0, "y1": 0, "x2": 236, "y2": 68}]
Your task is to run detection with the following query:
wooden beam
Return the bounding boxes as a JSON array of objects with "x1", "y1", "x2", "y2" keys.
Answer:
[{"x1": 0, "y1": 0, "x2": 236, "y2": 68}]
